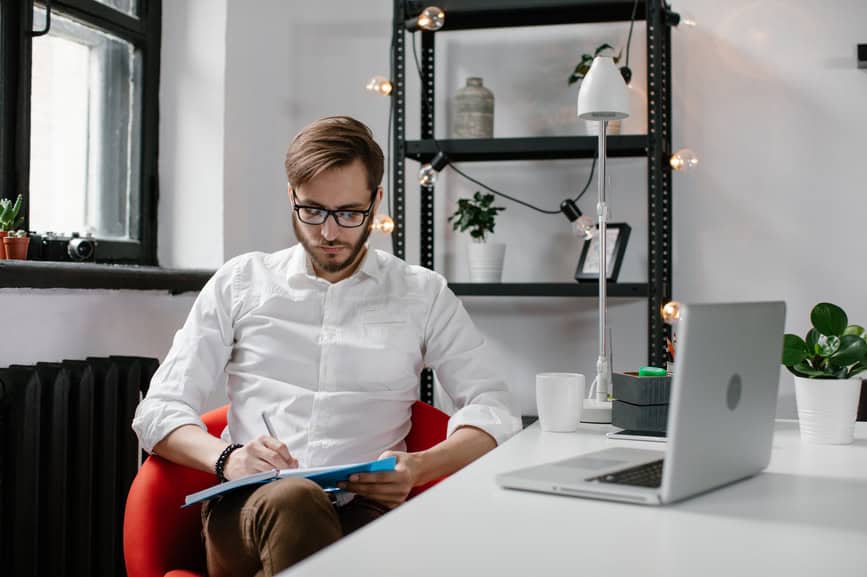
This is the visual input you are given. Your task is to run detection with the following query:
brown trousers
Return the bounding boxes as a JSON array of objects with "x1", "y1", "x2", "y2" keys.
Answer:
[{"x1": 201, "y1": 477, "x2": 389, "y2": 577}]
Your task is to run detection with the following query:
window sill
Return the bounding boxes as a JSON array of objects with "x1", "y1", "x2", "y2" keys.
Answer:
[{"x1": 0, "y1": 260, "x2": 213, "y2": 294}]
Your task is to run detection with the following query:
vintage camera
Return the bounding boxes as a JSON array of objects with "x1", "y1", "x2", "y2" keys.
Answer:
[{"x1": 28, "y1": 232, "x2": 98, "y2": 262}]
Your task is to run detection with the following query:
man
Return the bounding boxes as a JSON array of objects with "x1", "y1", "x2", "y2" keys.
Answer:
[{"x1": 132, "y1": 116, "x2": 521, "y2": 577}]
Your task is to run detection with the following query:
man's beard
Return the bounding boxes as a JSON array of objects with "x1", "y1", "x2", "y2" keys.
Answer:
[{"x1": 293, "y1": 217, "x2": 372, "y2": 275}]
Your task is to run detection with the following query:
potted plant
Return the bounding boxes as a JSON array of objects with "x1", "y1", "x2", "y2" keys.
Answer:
[
  {"x1": 0, "y1": 194, "x2": 24, "y2": 260},
  {"x1": 782, "y1": 302, "x2": 867, "y2": 444},
  {"x1": 568, "y1": 43, "x2": 630, "y2": 136},
  {"x1": 448, "y1": 191, "x2": 506, "y2": 282},
  {"x1": 3, "y1": 229, "x2": 30, "y2": 260}
]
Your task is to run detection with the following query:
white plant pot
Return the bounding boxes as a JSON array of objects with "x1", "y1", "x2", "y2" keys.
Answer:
[
  {"x1": 793, "y1": 376, "x2": 861, "y2": 444},
  {"x1": 467, "y1": 241, "x2": 505, "y2": 282},
  {"x1": 584, "y1": 119, "x2": 621, "y2": 136}
]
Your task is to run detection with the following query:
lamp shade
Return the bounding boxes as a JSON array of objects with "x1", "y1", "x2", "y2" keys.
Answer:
[{"x1": 577, "y1": 56, "x2": 630, "y2": 120}]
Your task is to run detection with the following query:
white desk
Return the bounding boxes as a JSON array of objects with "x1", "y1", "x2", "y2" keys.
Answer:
[{"x1": 285, "y1": 420, "x2": 867, "y2": 577}]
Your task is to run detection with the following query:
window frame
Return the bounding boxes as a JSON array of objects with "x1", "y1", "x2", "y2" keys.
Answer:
[{"x1": 1, "y1": 0, "x2": 161, "y2": 265}]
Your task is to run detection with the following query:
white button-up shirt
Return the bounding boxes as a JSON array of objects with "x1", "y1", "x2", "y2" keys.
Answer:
[{"x1": 133, "y1": 245, "x2": 521, "y2": 468}]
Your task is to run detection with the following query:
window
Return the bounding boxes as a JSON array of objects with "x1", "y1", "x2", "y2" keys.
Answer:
[{"x1": 0, "y1": 0, "x2": 160, "y2": 264}]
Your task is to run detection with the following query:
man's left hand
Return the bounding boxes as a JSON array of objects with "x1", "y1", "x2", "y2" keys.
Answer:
[{"x1": 337, "y1": 450, "x2": 420, "y2": 509}]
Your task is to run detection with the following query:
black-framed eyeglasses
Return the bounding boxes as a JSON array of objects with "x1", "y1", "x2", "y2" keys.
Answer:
[{"x1": 291, "y1": 192, "x2": 375, "y2": 229}]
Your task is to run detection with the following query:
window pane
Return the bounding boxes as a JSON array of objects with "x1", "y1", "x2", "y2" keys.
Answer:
[
  {"x1": 30, "y1": 8, "x2": 141, "y2": 239},
  {"x1": 94, "y1": 0, "x2": 137, "y2": 18}
]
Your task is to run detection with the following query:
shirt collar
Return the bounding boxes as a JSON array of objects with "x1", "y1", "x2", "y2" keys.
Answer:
[{"x1": 286, "y1": 243, "x2": 382, "y2": 283}]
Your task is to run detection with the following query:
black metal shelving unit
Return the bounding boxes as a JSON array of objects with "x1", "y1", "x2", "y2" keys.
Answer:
[{"x1": 391, "y1": 0, "x2": 674, "y2": 402}]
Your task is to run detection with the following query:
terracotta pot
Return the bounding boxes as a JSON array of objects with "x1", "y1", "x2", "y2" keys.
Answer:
[
  {"x1": 3, "y1": 236, "x2": 30, "y2": 260},
  {"x1": 0, "y1": 231, "x2": 7, "y2": 259}
]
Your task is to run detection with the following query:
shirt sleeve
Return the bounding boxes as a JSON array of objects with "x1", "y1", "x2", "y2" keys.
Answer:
[
  {"x1": 131, "y1": 259, "x2": 238, "y2": 453},
  {"x1": 423, "y1": 276, "x2": 522, "y2": 446}
]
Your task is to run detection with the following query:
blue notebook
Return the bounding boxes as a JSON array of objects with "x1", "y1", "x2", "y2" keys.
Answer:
[{"x1": 183, "y1": 456, "x2": 397, "y2": 507}]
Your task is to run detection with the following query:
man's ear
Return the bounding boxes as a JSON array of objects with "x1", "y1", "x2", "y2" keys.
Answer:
[
  {"x1": 373, "y1": 186, "x2": 384, "y2": 213},
  {"x1": 287, "y1": 184, "x2": 293, "y2": 202}
]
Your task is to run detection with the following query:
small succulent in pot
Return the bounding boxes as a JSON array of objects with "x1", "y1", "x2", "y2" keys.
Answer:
[{"x1": 0, "y1": 194, "x2": 24, "y2": 231}]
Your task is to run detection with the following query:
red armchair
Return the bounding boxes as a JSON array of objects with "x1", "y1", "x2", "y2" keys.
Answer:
[{"x1": 123, "y1": 401, "x2": 449, "y2": 577}]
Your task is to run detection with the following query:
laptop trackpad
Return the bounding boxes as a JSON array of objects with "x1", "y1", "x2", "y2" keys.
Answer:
[
  {"x1": 554, "y1": 456, "x2": 628, "y2": 470},
  {"x1": 552, "y1": 447, "x2": 664, "y2": 473},
  {"x1": 504, "y1": 448, "x2": 664, "y2": 483}
]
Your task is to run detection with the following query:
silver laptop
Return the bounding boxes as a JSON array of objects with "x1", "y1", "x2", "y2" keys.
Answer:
[{"x1": 497, "y1": 301, "x2": 786, "y2": 506}]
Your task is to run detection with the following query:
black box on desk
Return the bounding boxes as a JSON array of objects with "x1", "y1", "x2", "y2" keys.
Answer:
[{"x1": 611, "y1": 371, "x2": 672, "y2": 433}]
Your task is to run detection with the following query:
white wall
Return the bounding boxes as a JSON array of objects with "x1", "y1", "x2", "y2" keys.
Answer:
[
  {"x1": 0, "y1": 289, "x2": 195, "y2": 365},
  {"x1": 5, "y1": 0, "x2": 866, "y2": 420},
  {"x1": 671, "y1": 0, "x2": 867, "y2": 415},
  {"x1": 158, "y1": 0, "x2": 228, "y2": 269}
]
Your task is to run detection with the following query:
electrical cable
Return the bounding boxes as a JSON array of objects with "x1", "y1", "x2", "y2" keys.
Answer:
[
  {"x1": 408, "y1": 30, "x2": 596, "y2": 216},
  {"x1": 573, "y1": 155, "x2": 596, "y2": 203},
  {"x1": 624, "y1": 0, "x2": 639, "y2": 70}
]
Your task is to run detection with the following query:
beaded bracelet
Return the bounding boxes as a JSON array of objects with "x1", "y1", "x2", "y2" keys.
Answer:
[{"x1": 215, "y1": 443, "x2": 243, "y2": 483}]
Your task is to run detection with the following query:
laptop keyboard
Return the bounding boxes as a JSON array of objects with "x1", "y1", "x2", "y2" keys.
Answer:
[{"x1": 587, "y1": 459, "x2": 664, "y2": 488}]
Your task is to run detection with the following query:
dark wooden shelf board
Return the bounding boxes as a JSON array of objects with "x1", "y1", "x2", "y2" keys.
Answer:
[
  {"x1": 0, "y1": 260, "x2": 213, "y2": 294},
  {"x1": 450, "y1": 282, "x2": 649, "y2": 297},
  {"x1": 431, "y1": 0, "x2": 647, "y2": 30},
  {"x1": 405, "y1": 135, "x2": 648, "y2": 163}
]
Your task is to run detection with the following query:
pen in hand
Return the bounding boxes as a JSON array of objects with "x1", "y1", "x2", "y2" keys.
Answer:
[
  {"x1": 261, "y1": 410, "x2": 278, "y2": 439},
  {"x1": 261, "y1": 411, "x2": 299, "y2": 469}
]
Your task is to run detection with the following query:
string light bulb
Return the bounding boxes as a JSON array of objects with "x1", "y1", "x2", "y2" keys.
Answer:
[
  {"x1": 661, "y1": 300, "x2": 682, "y2": 324},
  {"x1": 559, "y1": 199, "x2": 595, "y2": 240},
  {"x1": 371, "y1": 214, "x2": 395, "y2": 234},
  {"x1": 418, "y1": 151, "x2": 449, "y2": 186},
  {"x1": 664, "y1": 7, "x2": 697, "y2": 28},
  {"x1": 365, "y1": 75, "x2": 393, "y2": 96},
  {"x1": 670, "y1": 148, "x2": 699, "y2": 172},
  {"x1": 405, "y1": 6, "x2": 445, "y2": 31}
]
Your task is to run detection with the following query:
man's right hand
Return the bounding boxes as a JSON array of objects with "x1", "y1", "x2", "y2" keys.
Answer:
[{"x1": 223, "y1": 436, "x2": 298, "y2": 480}]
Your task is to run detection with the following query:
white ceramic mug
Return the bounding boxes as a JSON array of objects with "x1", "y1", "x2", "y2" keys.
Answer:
[{"x1": 536, "y1": 372, "x2": 585, "y2": 432}]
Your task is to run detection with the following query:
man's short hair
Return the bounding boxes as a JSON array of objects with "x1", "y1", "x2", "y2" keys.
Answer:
[{"x1": 284, "y1": 116, "x2": 384, "y2": 195}]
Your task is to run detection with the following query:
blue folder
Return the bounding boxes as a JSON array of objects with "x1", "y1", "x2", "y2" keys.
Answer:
[{"x1": 184, "y1": 456, "x2": 397, "y2": 507}]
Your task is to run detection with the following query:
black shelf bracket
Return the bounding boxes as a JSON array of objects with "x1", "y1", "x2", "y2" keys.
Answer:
[
  {"x1": 646, "y1": 0, "x2": 674, "y2": 368},
  {"x1": 392, "y1": 0, "x2": 408, "y2": 261}
]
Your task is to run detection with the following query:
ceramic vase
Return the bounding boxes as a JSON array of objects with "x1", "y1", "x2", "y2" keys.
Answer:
[
  {"x1": 454, "y1": 77, "x2": 494, "y2": 138},
  {"x1": 584, "y1": 119, "x2": 621, "y2": 136}
]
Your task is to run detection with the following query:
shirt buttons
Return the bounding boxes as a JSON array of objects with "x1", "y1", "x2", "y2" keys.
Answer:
[{"x1": 318, "y1": 327, "x2": 338, "y2": 345}]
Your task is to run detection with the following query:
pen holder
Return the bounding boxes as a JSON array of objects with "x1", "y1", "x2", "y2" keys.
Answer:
[
  {"x1": 612, "y1": 371, "x2": 672, "y2": 404},
  {"x1": 611, "y1": 371, "x2": 672, "y2": 433}
]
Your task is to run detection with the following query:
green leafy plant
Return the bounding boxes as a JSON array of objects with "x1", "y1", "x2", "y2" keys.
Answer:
[
  {"x1": 782, "y1": 302, "x2": 867, "y2": 379},
  {"x1": 569, "y1": 43, "x2": 618, "y2": 85},
  {"x1": 0, "y1": 194, "x2": 24, "y2": 231},
  {"x1": 448, "y1": 191, "x2": 504, "y2": 242},
  {"x1": 568, "y1": 42, "x2": 632, "y2": 85}
]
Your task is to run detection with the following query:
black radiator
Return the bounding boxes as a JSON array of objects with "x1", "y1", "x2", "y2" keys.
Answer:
[{"x1": 0, "y1": 356, "x2": 157, "y2": 577}]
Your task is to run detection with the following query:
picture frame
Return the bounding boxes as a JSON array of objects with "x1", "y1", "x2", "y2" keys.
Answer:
[{"x1": 575, "y1": 222, "x2": 631, "y2": 282}]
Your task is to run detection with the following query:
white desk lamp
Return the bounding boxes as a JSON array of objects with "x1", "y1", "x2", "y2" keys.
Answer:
[{"x1": 577, "y1": 56, "x2": 630, "y2": 423}]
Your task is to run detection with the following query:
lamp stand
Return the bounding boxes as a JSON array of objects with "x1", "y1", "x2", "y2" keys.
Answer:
[{"x1": 582, "y1": 119, "x2": 613, "y2": 424}]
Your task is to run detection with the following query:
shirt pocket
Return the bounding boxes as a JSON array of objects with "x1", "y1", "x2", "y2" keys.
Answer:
[
  {"x1": 362, "y1": 305, "x2": 416, "y2": 345},
  {"x1": 336, "y1": 303, "x2": 422, "y2": 391}
]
